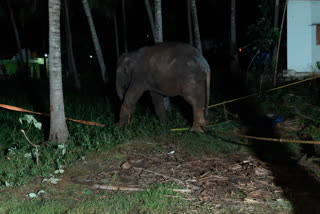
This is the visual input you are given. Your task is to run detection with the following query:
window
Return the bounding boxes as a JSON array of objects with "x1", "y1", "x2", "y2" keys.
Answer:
[{"x1": 317, "y1": 24, "x2": 320, "y2": 45}]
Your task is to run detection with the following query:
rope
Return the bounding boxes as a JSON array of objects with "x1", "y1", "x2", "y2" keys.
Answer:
[
  {"x1": 0, "y1": 104, "x2": 105, "y2": 127},
  {"x1": 214, "y1": 130, "x2": 320, "y2": 145},
  {"x1": 208, "y1": 74, "x2": 320, "y2": 109}
]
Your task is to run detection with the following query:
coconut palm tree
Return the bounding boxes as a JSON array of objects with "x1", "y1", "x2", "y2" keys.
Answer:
[
  {"x1": 190, "y1": 0, "x2": 202, "y2": 53},
  {"x1": 48, "y1": 0, "x2": 69, "y2": 144},
  {"x1": 272, "y1": 0, "x2": 280, "y2": 65},
  {"x1": 121, "y1": 0, "x2": 128, "y2": 52},
  {"x1": 82, "y1": 0, "x2": 108, "y2": 84},
  {"x1": 187, "y1": 0, "x2": 193, "y2": 46},
  {"x1": 144, "y1": 0, "x2": 156, "y2": 40},
  {"x1": 114, "y1": 13, "x2": 120, "y2": 58},
  {"x1": 153, "y1": 0, "x2": 172, "y2": 110},
  {"x1": 6, "y1": 0, "x2": 24, "y2": 72},
  {"x1": 154, "y1": 0, "x2": 163, "y2": 43},
  {"x1": 230, "y1": 0, "x2": 240, "y2": 73},
  {"x1": 63, "y1": 0, "x2": 81, "y2": 91}
]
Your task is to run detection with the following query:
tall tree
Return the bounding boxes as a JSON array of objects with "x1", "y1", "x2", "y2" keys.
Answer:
[
  {"x1": 154, "y1": 0, "x2": 171, "y2": 110},
  {"x1": 6, "y1": 0, "x2": 24, "y2": 72},
  {"x1": 190, "y1": 0, "x2": 202, "y2": 53},
  {"x1": 63, "y1": 0, "x2": 81, "y2": 91},
  {"x1": 121, "y1": 0, "x2": 128, "y2": 52},
  {"x1": 273, "y1": 0, "x2": 288, "y2": 86},
  {"x1": 154, "y1": 0, "x2": 163, "y2": 43},
  {"x1": 48, "y1": 0, "x2": 69, "y2": 144},
  {"x1": 187, "y1": 0, "x2": 193, "y2": 46},
  {"x1": 144, "y1": 0, "x2": 156, "y2": 41},
  {"x1": 114, "y1": 13, "x2": 120, "y2": 59},
  {"x1": 272, "y1": 0, "x2": 280, "y2": 65},
  {"x1": 82, "y1": 0, "x2": 108, "y2": 84},
  {"x1": 230, "y1": 0, "x2": 240, "y2": 73}
]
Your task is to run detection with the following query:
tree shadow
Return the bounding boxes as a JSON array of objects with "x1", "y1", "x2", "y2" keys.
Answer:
[{"x1": 219, "y1": 71, "x2": 320, "y2": 214}]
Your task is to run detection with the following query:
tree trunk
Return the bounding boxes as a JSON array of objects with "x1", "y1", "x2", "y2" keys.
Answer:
[
  {"x1": 154, "y1": 0, "x2": 163, "y2": 43},
  {"x1": 230, "y1": 0, "x2": 240, "y2": 73},
  {"x1": 48, "y1": 0, "x2": 69, "y2": 144},
  {"x1": 154, "y1": 0, "x2": 170, "y2": 110},
  {"x1": 190, "y1": 0, "x2": 202, "y2": 53},
  {"x1": 82, "y1": 0, "x2": 108, "y2": 84},
  {"x1": 144, "y1": 0, "x2": 156, "y2": 41},
  {"x1": 121, "y1": 0, "x2": 128, "y2": 52},
  {"x1": 273, "y1": 0, "x2": 289, "y2": 87},
  {"x1": 114, "y1": 13, "x2": 120, "y2": 59},
  {"x1": 64, "y1": 0, "x2": 81, "y2": 91},
  {"x1": 6, "y1": 0, "x2": 24, "y2": 72},
  {"x1": 187, "y1": 0, "x2": 193, "y2": 46},
  {"x1": 272, "y1": 0, "x2": 280, "y2": 64}
]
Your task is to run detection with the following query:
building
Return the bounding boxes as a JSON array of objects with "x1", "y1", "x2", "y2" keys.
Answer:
[{"x1": 287, "y1": 0, "x2": 320, "y2": 77}]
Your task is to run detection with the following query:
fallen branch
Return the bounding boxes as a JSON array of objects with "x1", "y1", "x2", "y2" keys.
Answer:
[{"x1": 93, "y1": 184, "x2": 192, "y2": 193}]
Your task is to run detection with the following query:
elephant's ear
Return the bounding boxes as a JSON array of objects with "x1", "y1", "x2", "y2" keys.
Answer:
[
  {"x1": 116, "y1": 53, "x2": 136, "y2": 100},
  {"x1": 118, "y1": 52, "x2": 136, "y2": 68}
]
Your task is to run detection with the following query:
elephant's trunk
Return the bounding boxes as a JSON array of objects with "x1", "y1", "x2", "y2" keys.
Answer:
[
  {"x1": 116, "y1": 68, "x2": 130, "y2": 101},
  {"x1": 116, "y1": 84, "x2": 125, "y2": 101}
]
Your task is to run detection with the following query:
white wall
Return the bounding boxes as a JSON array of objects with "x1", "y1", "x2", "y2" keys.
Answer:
[
  {"x1": 287, "y1": 0, "x2": 320, "y2": 72},
  {"x1": 311, "y1": 1, "x2": 320, "y2": 71}
]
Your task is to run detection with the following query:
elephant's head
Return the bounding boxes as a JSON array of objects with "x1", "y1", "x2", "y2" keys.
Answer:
[{"x1": 116, "y1": 53, "x2": 136, "y2": 101}]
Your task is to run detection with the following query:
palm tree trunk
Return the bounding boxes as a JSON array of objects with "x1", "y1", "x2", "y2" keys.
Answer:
[
  {"x1": 82, "y1": 0, "x2": 108, "y2": 84},
  {"x1": 187, "y1": 0, "x2": 193, "y2": 46},
  {"x1": 64, "y1": 0, "x2": 81, "y2": 91},
  {"x1": 48, "y1": 0, "x2": 69, "y2": 144},
  {"x1": 273, "y1": 0, "x2": 289, "y2": 87},
  {"x1": 272, "y1": 0, "x2": 280, "y2": 64},
  {"x1": 121, "y1": 0, "x2": 128, "y2": 52},
  {"x1": 154, "y1": 0, "x2": 171, "y2": 110},
  {"x1": 144, "y1": 0, "x2": 156, "y2": 41},
  {"x1": 114, "y1": 13, "x2": 120, "y2": 59},
  {"x1": 230, "y1": 0, "x2": 240, "y2": 73},
  {"x1": 6, "y1": 0, "x2": 24, "y2": 72},
  {"x1": 154, "y1": 0, "x2": 163, "y2": 43},
  {"x1": 190, "y1": 0, "x2": 201, "y2": 53}
]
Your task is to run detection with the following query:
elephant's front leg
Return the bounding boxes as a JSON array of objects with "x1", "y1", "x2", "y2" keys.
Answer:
[
  {"x1": 150, "y1": 92, "x2": 167, "y2": 123},
  {"x1": 119, "y1": 86, "x2": 144, "y2": 126}
]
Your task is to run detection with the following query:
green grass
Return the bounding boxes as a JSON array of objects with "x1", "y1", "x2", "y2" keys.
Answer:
[
  {"x1": 0, "y1": 89, "x2": 191, "y2": 187},
  {"x1": 0, "y1": 183, "x2": 211, "y2": 214}
]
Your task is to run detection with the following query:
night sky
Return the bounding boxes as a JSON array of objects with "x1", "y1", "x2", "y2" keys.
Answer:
[{"x1": 0, "y1": 0, "x2": 259, "y2": 69}]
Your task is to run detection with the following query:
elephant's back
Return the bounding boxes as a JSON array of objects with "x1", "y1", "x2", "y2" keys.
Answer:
[{"x1": 141, "y1": 42, "x2": 208, "y2": 73}]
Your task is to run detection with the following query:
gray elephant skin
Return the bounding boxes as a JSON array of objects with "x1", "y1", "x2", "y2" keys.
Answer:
[{"x1": 116, "y1": 42, "x2": 211, "y2": 132}]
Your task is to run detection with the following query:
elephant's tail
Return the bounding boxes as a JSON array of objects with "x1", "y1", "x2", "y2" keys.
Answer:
[
  {"x1": 199, "y1": 56, "x2": 211, "y2": 119},
  {"x1": 205, "y1": 69, "x2": 210, "y2": 118}
]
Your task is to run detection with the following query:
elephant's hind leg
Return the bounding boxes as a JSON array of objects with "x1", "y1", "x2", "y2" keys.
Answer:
[{"x1": 150, "y1": 92, "x2": 167, "y2": 122}]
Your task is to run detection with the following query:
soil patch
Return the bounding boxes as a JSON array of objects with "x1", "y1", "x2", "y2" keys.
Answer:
[{"x1": 65, "y1": 136, "x2": 291, "y2": 212}]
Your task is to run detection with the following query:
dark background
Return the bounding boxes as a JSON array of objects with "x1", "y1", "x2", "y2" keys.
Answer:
[{"x1": 0, "y1": 0, "x2": 260, "y2": 72}]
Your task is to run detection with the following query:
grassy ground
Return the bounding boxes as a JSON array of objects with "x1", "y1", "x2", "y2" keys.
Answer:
[{"x1": 1, "y1": 78, "x2": 320, "y2": 213}]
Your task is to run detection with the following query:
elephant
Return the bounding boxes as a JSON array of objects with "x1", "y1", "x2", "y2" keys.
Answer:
[{"x1": 116, "y1": 42, "x2": 211, "y2": 132}]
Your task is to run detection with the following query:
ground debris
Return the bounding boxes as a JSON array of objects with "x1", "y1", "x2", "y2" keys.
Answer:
[{"x1": 69, "y1": 140, "x2": 283, "y2": 204}]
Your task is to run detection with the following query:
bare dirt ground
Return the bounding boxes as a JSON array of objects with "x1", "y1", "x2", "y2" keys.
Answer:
[{"x1": 65, "y1": 135, "x2": 296, "y2": 213}]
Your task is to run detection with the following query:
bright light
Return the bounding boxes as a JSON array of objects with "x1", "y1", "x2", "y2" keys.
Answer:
[
  {"x1": 44, "y1": 53, "x2": 48, "y2": 57},
  {"x1": 89, "y1": 55, "x2": 93, "y2": 59},
  {"x1": 146, "y1": 34, "x2": 149, "y2": 38}
]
